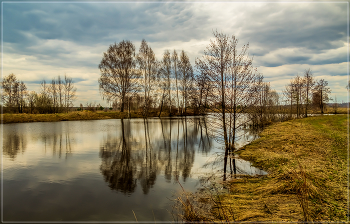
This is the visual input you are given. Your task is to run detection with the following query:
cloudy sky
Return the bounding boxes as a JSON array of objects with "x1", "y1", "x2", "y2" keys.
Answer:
[{"x1": 2, "y1": 1, "x2": 348, "y2": 106}]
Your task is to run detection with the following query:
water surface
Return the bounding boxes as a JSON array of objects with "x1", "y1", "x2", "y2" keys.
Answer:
[{"x1": 2, "y1": 117, "x2": 265, "y2": 222}]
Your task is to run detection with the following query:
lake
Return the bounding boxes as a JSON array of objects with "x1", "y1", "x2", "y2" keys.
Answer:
[{"x1": 2, "y1": 117, "x2": 266, "y2": 222}]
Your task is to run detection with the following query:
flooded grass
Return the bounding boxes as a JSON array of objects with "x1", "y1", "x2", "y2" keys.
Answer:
[{"x1": 173, "y1": 115, "x2": 347, "y2": 222}]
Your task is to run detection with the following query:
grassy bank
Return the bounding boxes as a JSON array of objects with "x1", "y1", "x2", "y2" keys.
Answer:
[
  {"x1": 1, "y1": 110, "x2": 199, "y2": 124},
  {"x1": 185, "y1": 115, "x2": 347, "y2": 222}
]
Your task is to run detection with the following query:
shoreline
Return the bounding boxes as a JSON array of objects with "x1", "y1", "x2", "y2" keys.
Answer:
[
  {"x1": 182, "y1": 115, "x2": 347, "y2": 222},
  {"x1": 1, "y1": 111, "x2": 203, "y2": 124}
]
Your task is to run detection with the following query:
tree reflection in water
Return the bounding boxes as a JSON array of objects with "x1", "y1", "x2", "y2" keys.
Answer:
[
  {"x1": 3, "y1": 123, "x2": 74, "y2": 160},
  {"x1": 3, "y1": 127, "x2": 27, "y2": 160},
  {"x1": 99, "y1": 117, "x2": 213, "y2": 195},
  {"x1": 99, "y1": 119, "x2": 137, "y2": 194}
]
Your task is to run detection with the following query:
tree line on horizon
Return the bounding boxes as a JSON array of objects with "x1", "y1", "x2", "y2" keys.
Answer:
[{"x1": 1, "y1": 74, "x2": 76, "y2": 114}]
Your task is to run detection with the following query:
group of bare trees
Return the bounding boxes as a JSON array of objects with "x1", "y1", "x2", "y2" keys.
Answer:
[
  {"x1": 190, "y1": 31, "x2": 265, "y2": 179},
  {"x1": 283, "y1": 69, "x2": 331, "y2": 117},
  {"x1": 97, "y1": 32, "x2": 334, "y2": 179},
  {"x1": 98, "y1": 39, "x2": 198, "y2": 117},
  {"x1": 1, "y1": 73, "x2": 28, "y2": 113},
  {"x1": 1, "y1": 73, "x2": 76, "y2": 114}
]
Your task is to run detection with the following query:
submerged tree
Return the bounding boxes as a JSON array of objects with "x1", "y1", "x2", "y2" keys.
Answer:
[
  {"x1": 195, "y1": 31, "x2": 260, "y2": 180},
  {"x1": 98, "y1": 40, "x2": 140, "y2": 112}
]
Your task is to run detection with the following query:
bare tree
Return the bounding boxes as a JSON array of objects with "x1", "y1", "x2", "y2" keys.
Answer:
[
  {"x1": 283, "y1": 81, "x2": 294, "y2": 118},
  {"x1": 178, "y1": 50, "x2": 193, "y2": 114},
  {"x1": 303, "y1": 69, "x2": 314, "y2": 117},
  {"x1": 98, "y1": 40, "x2": 140, "y2": 112},
  {"x1": 158, "y1": 50, "x2": 172, "y2": 116},
  {"x1": 1, "y1": 73, "x2": 18, "y2": 112},
  {"x1": 50, "y1": 78, "x2": 58, "y2": 113},
  {"x1": 313, "y1": 79, "x2": 331, "y2": 114},
  {"x1": 63, "y1": 75, "x2": 77, "y2": 112},
  {"x1": 37, "y1": 80, "x2": 52, "y2": 113},
  {"x1": 333, "y1": 95, "x2": 339, "y2": 114},
  {"x1": 291, "y1": 75, "x2": 304, "y2": 118},
  {"x1": 57, "y1": 76, "x2": 63, "y2": 112},
  {"x1": 137, "y1": 39, "x2": 159, "y2": 117},
  {"x1": 194, "y1": 62, "x2": 211, "y2": 114},
  {"x1": 86, "y1": 102, "x2": 96, "y2": 112},
  {"x1": 172, "y1": 50, "x2": 180, "y2": 113},
  {"x1": 27, "y1": 91, "x2": 37, "y2": 113},
  {"x1": 17, "y1": 81, "x2": 27, "y2": 113},
  {"x1": 1, "y1": 74, "x2": 28, "y2": 113},
  {"x1": 195, "y1": 31, "x2": 259, "y2": 180}
]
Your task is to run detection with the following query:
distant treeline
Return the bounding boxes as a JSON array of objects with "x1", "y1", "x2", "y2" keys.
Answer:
[{"x1": 1, "y1": 74, "x2": 76, "y2": 114}]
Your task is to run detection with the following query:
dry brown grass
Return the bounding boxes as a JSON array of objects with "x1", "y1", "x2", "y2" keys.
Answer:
[
  {"x1": 175, "y1": 115, "x2": 348, "y2": 222},
  {"x1": 1, "y1": 110, "x2": 199, "y2": 124},
  {"x1": 311, "y1": 107, "x2": 349, "y2": 114},
  {"x1": 1, "y1": 111, "x2": 113, "y2": 124},
  {"x1": 230, "y1": 115, "x2": 348, "y2": 221}
]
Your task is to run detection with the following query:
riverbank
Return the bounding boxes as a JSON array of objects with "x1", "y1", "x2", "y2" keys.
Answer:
[
  {"x1": 1, "y1": 110, "x2": 200, "y2": 124},
  {"x1": 183, "y1": 115, "x2": 347, "y2": 222}
]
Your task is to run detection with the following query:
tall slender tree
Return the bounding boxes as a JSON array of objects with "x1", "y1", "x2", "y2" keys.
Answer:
[
  {"x1": 178, "y1": 50, "x2": 193, "y2": 114},
  {"x1": 158, "y1": 50, "x2": 172, "y2": 116},
  {"x1": 98, "y1": 40, "x2": 140, "y2": 112},
  {"x1": 172, "y1": 50, "x2": 180, "y2": 113},
  {"x1": 303, "y1": 69, "x2": 314, "y2": 117},
  {"x1": 137, "y1": 39, "x2": 159, "y2": 117},
  {"x1": 63, "y1": 75, "x2": 77, "y2": 112}
]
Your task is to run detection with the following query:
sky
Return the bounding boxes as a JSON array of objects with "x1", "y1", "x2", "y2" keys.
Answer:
[{"x1": 2, "y1": 1, "x2": 349, "y2": 106}]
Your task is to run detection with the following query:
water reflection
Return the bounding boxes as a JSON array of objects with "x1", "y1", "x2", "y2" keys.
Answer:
[
  {"x1": 3, "y1": 127, "x2": 27, "y2": 160},
  {"x1": 100, "y1": 119, "x2": 138, "y2": 194},
  {"x1": 2, "y1": 117, "x2": 267, "y2": 221},
  {"x1": 99, "y1": 118, "x2": 213, "y2": 195},
  {"x1": 42, "y1": 130, "x2": 74, "y2": 159}
]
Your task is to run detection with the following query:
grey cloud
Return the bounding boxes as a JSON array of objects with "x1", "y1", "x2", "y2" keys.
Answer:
[
  {"x1": 3, "y1": 2, "x2": 348, "y2": 104},
  {"x1": 239, "y1": 3, "x2": 347, "y2": 54},
  {"x1": 4, "y1": 3, "x2": 209, "y2": 45}
]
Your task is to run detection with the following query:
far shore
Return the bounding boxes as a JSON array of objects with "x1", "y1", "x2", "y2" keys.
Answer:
[
  {"x1": 1, "y1": 110, "x2": 202, "y2": 124},
  {"x1": 1, "y1": 107, "x2": 348, "y2": 124}
]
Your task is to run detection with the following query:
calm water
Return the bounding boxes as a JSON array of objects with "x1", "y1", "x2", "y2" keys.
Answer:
[{"x1": 2, "y1": 117, "x2": 265, "y2": 222}]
